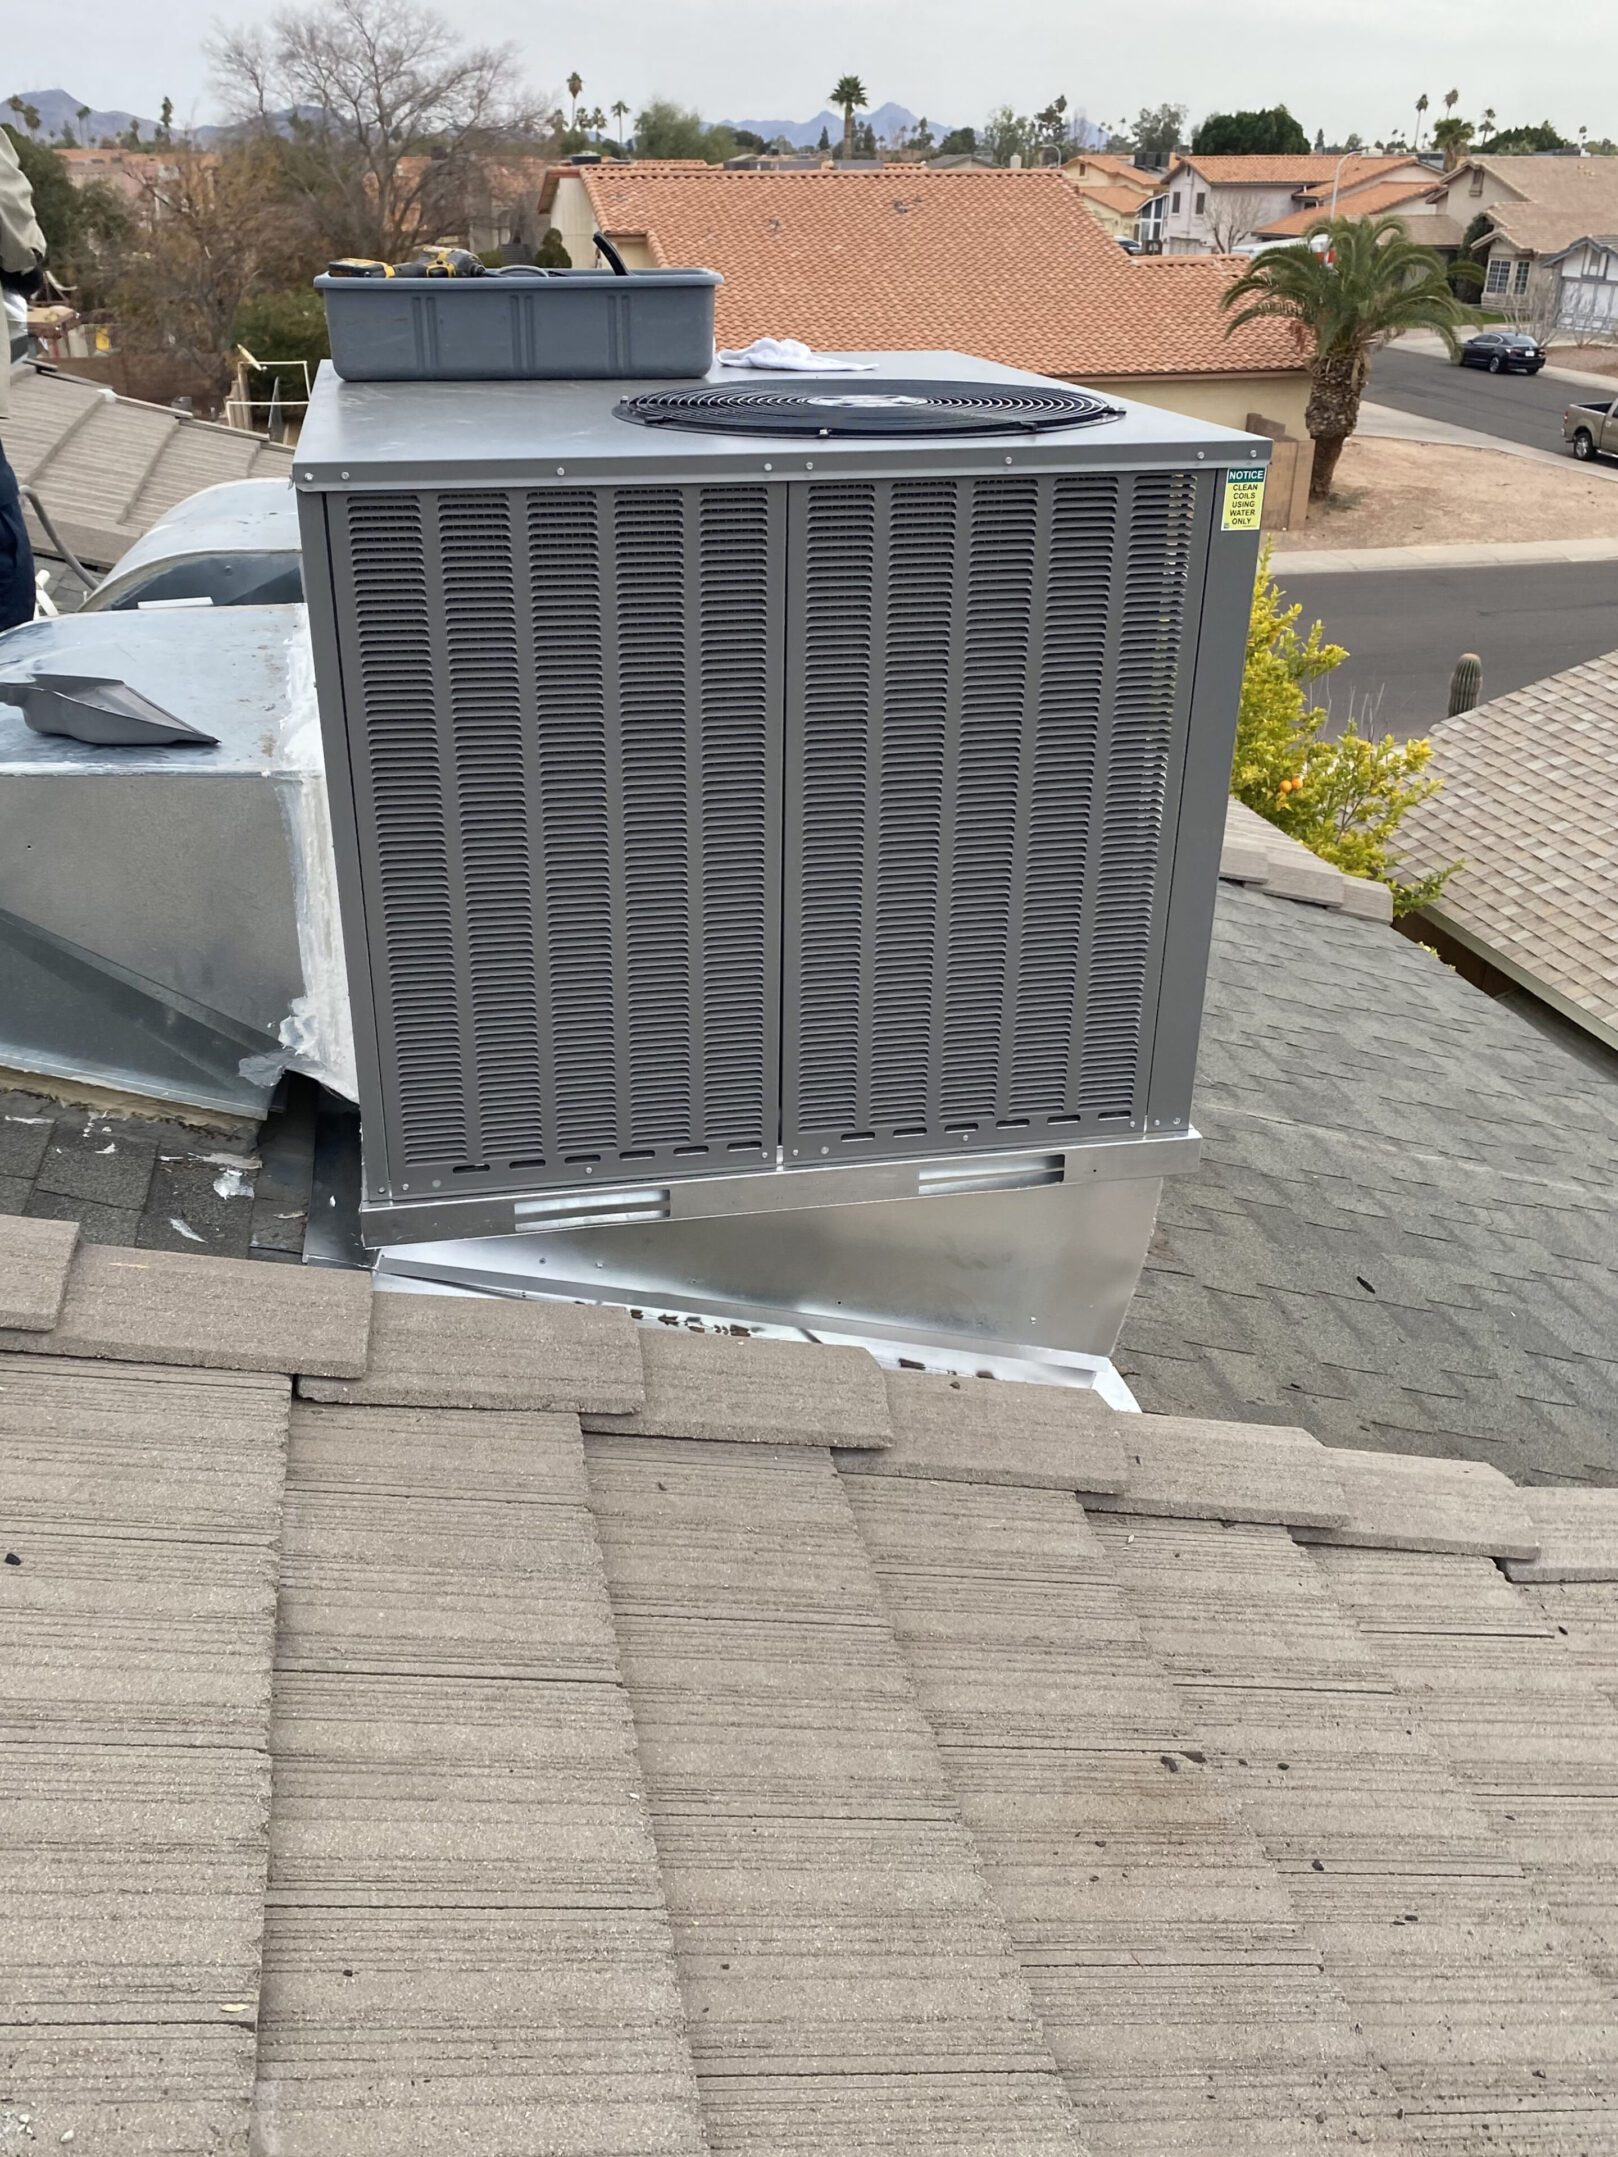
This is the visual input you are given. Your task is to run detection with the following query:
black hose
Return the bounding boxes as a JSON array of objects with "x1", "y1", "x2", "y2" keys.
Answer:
[
  {"x1": 592, "y1": 231, "x2": 630, "y2": 277},
  {"x1": 20, "y1": 485, "x2": 97, "y2": 591}
]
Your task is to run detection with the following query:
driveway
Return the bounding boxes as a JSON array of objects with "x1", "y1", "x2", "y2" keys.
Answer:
[
  {"x1": 1368, "y1": 343, "x2": 1594, "y2": 455},
  {"x1": 1295, "y1": 558, "x2": 1618, "y2": 738}
]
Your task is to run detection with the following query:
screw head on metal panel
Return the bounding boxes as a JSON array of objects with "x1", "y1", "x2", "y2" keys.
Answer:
[
  {"x1": 1004, "y1": 455, "x2": 1013, "y2": 465},
  {"x1": 303, "y1": 471, "x2": 313, "y2": 480},
  {"x1": 805, "y1": 460, "x2": 814, "y2": 469},
  {"x1": 341, "y1": 469, "x2": 350, "y2": 479},
  {"x1": 764, "y1": 462, "x2": 773, "y2": 472},
  {"x1": 1197, "y1": 450, "x2": 1206, "y2": 459},
  {"x1": 432, "y1": 1179, "x2": 441, "y2": 1188},
  {"x1": 557, "y1": 466, "x2": 566, "y2": 475}
]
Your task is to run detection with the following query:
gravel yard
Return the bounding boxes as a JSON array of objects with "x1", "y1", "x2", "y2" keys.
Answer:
[{"x1": 1299, "y1": 434, "x2": 1618, "y2": 549}]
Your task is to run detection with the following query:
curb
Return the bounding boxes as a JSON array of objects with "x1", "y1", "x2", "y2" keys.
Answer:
[
  {"x1": 1271, "y1": 537, "x2": 1618, "y2": 575},
  {"x1": 1355, "y1": 401, "x2": 1616, "y2": 478}
]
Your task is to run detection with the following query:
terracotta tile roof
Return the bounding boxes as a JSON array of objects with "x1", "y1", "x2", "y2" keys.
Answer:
[
  {"x1": 1080, "y1": 183, "x2": 1156, "y2": 216},
  {"x1": 1063, "y1": 152, "x2": 1156, "y2": 195},
  {"x1": 1169, "y1": 152, "x2": 1423, "y2": 189},
  {"x1": 564, "y1": 165, "x2": 1304, "y2": 379},
  {"x1": 536, "y1": 158, "x2": 710, "y2": 211},
  {"x1": 1255, "y1": 177, "x2": 1442, "y2": 238}
]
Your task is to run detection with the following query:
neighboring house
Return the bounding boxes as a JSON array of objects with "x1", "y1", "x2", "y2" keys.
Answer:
[
  {"x1": 538, "y1": 163, "x2": 1316, "y2": 525},
  {"x1": 1061, "y1": 150, "x2": 1159, "y2": 240},
  {"x1": 53, "y1": 144, "x2": 201, "y2": 214},
  {"x1": 1543, "y1": 234, "x2": 1618, "y2": 331},
  {"x1": 1119, "y1": 811, "x2": 1618, "y2": 1482},
  {"x1": 1397, "y1": 647, "x2": 1618, "y2": 1055},
  {"x1": 1252, "y1": 173, "x2": 1445, "y2": 245},
  {"x1": 1138, "y1": 153, "x2": 1429, "y2": 254},
  {"x1": 1417, "y1": 154, "x2": 1618, "y2": 307}
]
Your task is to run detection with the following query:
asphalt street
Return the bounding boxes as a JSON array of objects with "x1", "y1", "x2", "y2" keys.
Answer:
[
  {"x1": 1368, "y1": 343, "x2": 1605, "y2": 453},
  {"x1": 1292, "y1": 558, "x2": 1618, "y2": 738}
]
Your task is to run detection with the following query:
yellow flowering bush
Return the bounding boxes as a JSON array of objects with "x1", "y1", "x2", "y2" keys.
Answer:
[{"x1": 1232, "y1": 544, "x2": 1456, "y2": 914}]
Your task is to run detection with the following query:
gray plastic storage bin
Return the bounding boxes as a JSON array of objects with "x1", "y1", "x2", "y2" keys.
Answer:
[{"x1": 316, "y1": 268, "x2": 722, "y2": 383}]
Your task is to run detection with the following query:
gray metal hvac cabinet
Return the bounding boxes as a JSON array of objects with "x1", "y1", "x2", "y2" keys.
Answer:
[{"x1": 296, "y1": 354, "x2": 1267, "y2": 1362}]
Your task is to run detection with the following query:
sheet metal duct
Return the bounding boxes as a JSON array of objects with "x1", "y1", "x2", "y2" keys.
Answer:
[{"x1": 0, "y1": 606, "x2": 350, "y2": 1115}]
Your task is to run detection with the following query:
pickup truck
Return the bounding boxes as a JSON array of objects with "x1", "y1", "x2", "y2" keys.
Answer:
[{"x1": 1565, "y1": 397, "x2": 1618, "y2": 461}]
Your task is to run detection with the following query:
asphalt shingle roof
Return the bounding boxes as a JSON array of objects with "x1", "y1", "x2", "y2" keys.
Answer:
[
  {"x1": 1397, "y1": 648, "x2": 1618, "y2": 1047},
  {"x1": 1467, "y1": 155, "x2": 1618, "y2": 256},
  {"x1": 1118, "y1": 875, "x2": 1618, "y2": 1484},
  {"x1": 3, "y1": 1217, "x2": 1618, "y2": 2152},
  {"x1": 558, "y1": 165, "x2": 1303, "y2": 380}
]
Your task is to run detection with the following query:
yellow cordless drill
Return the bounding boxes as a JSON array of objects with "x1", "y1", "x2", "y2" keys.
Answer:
[{"x1": 326, "y1": 245, "x2": 485, "y2": 279}]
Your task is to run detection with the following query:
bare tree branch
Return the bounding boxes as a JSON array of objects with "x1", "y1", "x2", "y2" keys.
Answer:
[
  {"x1": 209, "y1": 0, "x2": 550, "y2": 259},
  {"x1": 1205, "y1": 189, "x2": 1271, "y2": 253}
]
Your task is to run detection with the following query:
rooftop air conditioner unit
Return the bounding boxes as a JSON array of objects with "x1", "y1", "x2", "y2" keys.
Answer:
[{"x1": 295, "y1": 353, "x2": 1268, "y2": 1366}]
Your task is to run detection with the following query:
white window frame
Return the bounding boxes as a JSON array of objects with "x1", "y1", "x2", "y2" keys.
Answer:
[
  {"x1": 1512, "y1": 257, "x2": 1531, "y2": 295},
  {"x1": 1484, "y1": 257, "x2": 1510, "y2": 295}
]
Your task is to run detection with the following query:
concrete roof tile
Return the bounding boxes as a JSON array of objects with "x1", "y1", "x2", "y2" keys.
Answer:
[
  {"x1": 1295, "y1": 1445, "x2": 1540, "y2": 1560},
  {"x1": 835, "y1": 1369, "x2": 1127, "y2": 1492},
  {"x1": 0, "y1": 1213, "x2": 77, "y2": 1330},
  {"x1": 296, "y1": 1286, "x2": 644, "y2": 1413},
  {"x1": 0, "y1": 1243, "x2": 372, "y2": 1378},
  {"x1": 582, "y1": 1327, "x2": 891, "y2": 1448},
  {"x1": 1081, "y1": 1413, "x2": 1350, "y2": 1529},
  {"x1": 1504, "y1": 1487, "x2": 1618, "y2": 1582}
]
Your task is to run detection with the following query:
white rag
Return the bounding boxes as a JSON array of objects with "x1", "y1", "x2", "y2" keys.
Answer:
[{"x1": 716, "y1": 336, "x2": 875, "y2": 373}]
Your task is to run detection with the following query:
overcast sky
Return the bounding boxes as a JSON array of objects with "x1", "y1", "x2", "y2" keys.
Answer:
[{"x1": 7, "y1": 0, "x2": 1609, "y2": 147}]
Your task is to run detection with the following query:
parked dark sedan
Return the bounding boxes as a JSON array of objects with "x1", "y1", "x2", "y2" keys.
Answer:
[{"x1": 1457, "y1": 330, "x2": 1546, "y2": 374}]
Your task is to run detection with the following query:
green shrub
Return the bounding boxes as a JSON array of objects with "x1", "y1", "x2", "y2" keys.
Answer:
[
  {"x1": 1232, "y1": 544, "x2": 1457, "y2": 913},
  {"x1": 232, "y1": 286, "x2": 330, "y2": 411}
]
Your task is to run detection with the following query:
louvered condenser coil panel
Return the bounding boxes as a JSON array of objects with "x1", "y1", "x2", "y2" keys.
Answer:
[
  {"x1": 783, "y1": 467, "x2": 1209, "y2": 1166},
  {"x1": 325, "y1": 482, "x2": 784, "y2": 1199}
]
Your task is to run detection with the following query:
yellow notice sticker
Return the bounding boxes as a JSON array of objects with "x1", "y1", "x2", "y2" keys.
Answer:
[{"x1": 1221, "y1": 465, "x2": 1266, "y2": 531}]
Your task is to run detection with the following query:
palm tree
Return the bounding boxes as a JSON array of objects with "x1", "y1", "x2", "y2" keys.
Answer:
[
  {"x1": 1222, "y1": 214, "x2": 1476, "y2": 501},
  {"x1": 567, "y1": 72, "x2": 583, "y2": 128},
  {"x1": 1479, "y1": 106, "x2": 1496, "y2": 146},
  {"x1": 1431, "y1": 116, "x2": 1474, "y2": 169},
  {"x1": 1443, "y1": 87, "x2": 1459, "y2": 118},
  {"x1": 829, "y1": 75, "x2": 868, "y2": 162},
  {"x1": 1414, "y1": 92, "x2": 1429, "y2": 149},
  {"x1": 611, "y1": 97, "x2": 629, "y2": 143}
]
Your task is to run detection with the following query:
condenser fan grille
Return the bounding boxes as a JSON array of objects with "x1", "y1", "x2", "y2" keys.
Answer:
[{"x1": 615, "y1": 379, "x2": 1123, "y2": 438}]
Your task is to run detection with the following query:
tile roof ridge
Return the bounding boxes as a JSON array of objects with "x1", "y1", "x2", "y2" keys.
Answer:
[{"x1": 1219, "y1": 799, "x2": 1393, "y2": 922}]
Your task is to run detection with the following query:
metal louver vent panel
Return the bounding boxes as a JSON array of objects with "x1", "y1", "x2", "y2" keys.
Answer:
[
  {"x1": 331, "y1": 483, "x2": 782, "y2": 1195},
  {"x1": 783, "y1": 469, "x2": 1206, "y2": 1165}
]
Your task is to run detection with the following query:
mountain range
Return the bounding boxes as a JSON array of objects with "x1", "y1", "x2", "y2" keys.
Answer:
[
  {"x1": 725, "y1": 101, "x2": 1105, "y2": 151},
  {"x1": 725, "y1": 103, "x2": 952, "y2": 149},
  {"x1": 5, "y1": 87, "x2": 231, "y2": 147}
]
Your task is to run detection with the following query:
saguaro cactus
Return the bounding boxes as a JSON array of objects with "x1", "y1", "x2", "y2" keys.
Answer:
[{"x1": 1447, "y1": 652, "x2": 1482, "y2": 717}]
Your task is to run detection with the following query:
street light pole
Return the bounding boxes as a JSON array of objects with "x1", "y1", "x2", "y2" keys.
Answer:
[{"x1": 1328, "y1": 149, "x2": 1354, "y2": 218}]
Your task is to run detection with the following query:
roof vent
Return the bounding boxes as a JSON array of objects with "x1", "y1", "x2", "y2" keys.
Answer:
[{"x1": 614, "y1": 379, "x2": 1123, "y2": 438}]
